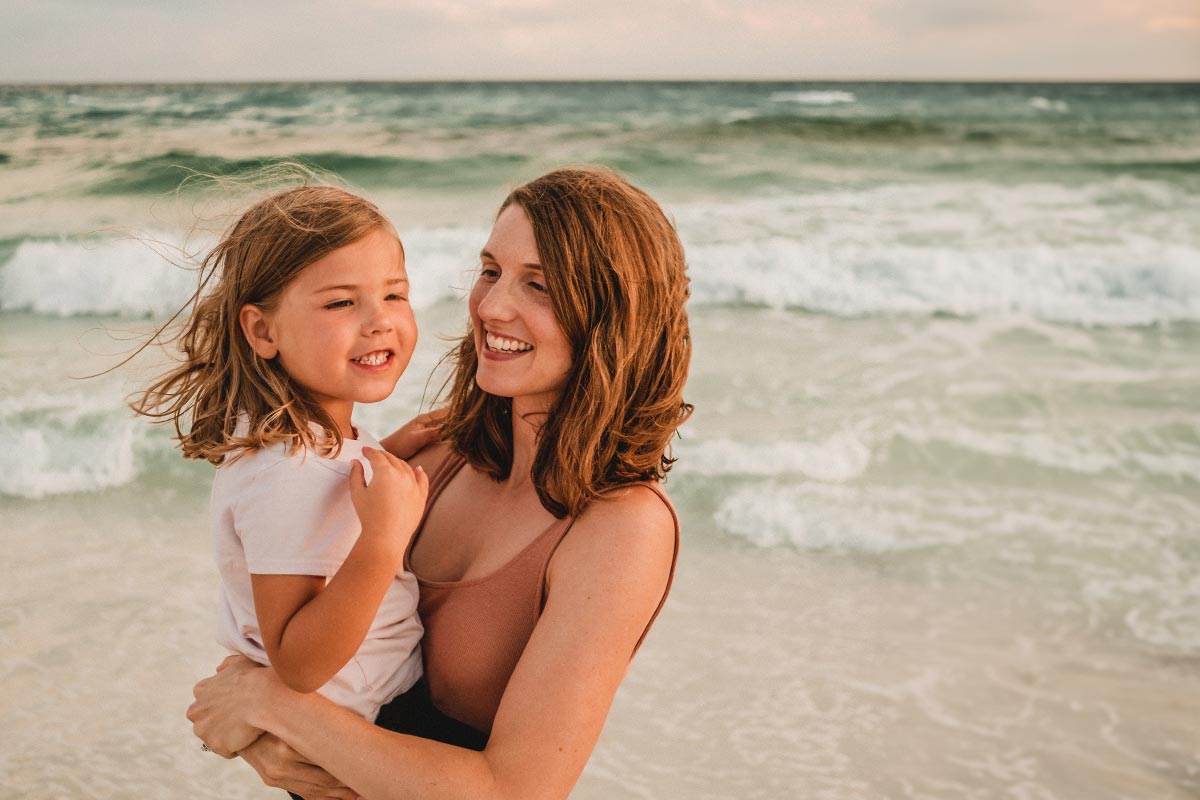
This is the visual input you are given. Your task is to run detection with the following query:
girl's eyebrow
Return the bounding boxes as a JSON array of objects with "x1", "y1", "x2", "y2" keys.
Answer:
[
  {"x1": 480, "y1": 249, "x2": 542, "y2": 271},
  {"x1": 313, "y1": 277, "x2": 409, "y2": 293}
]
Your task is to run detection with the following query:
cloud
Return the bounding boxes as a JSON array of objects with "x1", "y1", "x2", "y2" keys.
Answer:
[
  {"x1": 0, "y1": 0, "x2": 1197, "y2": 81},
  {"x1": 870, "y1": 0, "x2": 1039, "y2": 32},
  {"x1": 1145, "y1": 14, "x2": 1200, "y2": 32}
]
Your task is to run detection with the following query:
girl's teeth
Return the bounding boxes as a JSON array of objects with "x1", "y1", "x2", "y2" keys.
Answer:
[
  {"x1": 486, "y1": 333, "x2": 532, "y2": 352},
  {"x1": 354, "y1": 352, "x2": 389, "y2": 366}
]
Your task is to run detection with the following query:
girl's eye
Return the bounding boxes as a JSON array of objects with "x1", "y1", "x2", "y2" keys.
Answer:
[
  {"x1": 386, "y1": 293, "x2": 408, "y2": 302},
  {"x1": 324, "y1": 299, "x2": 352, "y2": 309}
]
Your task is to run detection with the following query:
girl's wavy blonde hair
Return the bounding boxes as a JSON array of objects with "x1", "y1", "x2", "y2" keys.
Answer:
[
  {"x1": 131, "y1": 182, "x2": 397, "y2": 464},
  {"x1": 439, "y1": 167, "x2": 693, "y2": 518}
]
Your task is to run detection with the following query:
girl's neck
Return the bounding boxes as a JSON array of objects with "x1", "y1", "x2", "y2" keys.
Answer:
[{"x1": 322, "y1": 400, "x2": 357, "y2": 441}]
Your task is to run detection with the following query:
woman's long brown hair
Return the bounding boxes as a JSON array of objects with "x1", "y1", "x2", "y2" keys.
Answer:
[
  {"x1": 439, "y1": 167, "x2": 693, "y2": 517},
  {"x1": 130, "y1": 183, "x2": 395, "y2": 465}
]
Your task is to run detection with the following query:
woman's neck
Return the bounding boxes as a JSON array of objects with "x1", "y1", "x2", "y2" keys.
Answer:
[{"x1": 505, "y1": 402, "x2": 546, "y2": 490}]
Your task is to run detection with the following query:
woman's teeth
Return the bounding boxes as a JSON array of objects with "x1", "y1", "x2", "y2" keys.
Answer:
[
  {"x1": 486, "y1": 333, "x2": 533, "y2": 352},
  {"x1": 353, "y1": 351, "x2": 390, "y2": 366}
]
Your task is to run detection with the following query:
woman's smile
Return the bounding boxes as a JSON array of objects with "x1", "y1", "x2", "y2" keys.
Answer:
[
  {"x1": 470, "y1": 204, "x2": 573, "y2": 409},
  {"x1": 483, "y1": 331, "x2": 534, "y2": 356}
]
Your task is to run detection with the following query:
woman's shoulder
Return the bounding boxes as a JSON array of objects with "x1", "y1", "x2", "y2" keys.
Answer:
[
  {"x1": 544, "y1": 484, "x2": 678, "y2": 646},
  {"x1": 406, "y1": 440, "x2": 457, "y2": 475},
  {"x1": 555, "y1": 484, "x2": 677, "y2": 579}
]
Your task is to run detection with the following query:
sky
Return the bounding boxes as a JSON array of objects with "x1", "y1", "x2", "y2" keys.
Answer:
[{"x1": 2, "y1": 0, "x2": 1198, "y2": 82}]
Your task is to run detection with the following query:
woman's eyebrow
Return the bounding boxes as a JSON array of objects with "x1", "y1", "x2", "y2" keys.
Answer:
[{"x1": 480, "y1": 249, "x2": 542, "y2": 270}]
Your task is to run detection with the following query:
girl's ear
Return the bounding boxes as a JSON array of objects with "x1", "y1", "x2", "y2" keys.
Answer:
[{"x1": 239, "y1": 304, "x2": 279, "y2": 359}]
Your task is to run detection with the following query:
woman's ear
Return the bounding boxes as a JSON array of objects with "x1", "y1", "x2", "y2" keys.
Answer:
[{"x1": 238, "y1": 304, "x2": 279, "y2": 359}]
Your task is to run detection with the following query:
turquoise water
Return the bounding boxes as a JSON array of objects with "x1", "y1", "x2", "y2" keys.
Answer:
[{"x1": 1, "y1": 82, "x2": 1198, "y2": 798}]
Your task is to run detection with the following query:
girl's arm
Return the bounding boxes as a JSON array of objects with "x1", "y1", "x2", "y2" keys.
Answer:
[
  {"x1": 192, "y1": 486, "x2": 676, "y2": 800},
  {"x1": 253, "y1": 448, "x2": 428, "y2": 693}
]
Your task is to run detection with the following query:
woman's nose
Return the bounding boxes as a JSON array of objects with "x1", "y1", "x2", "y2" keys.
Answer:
[{"x1": 476, "y1": 280, "x2": 515, "y2": 322}]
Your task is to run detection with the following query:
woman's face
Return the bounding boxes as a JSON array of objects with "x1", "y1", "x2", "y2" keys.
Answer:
[{"x1": 469, "y1": 204, "x2": 572, "y2": 412}]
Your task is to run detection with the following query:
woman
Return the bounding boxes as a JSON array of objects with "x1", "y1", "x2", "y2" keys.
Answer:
[{"x1": 188, "y1": 166, "x2": 693, "y2": 799}]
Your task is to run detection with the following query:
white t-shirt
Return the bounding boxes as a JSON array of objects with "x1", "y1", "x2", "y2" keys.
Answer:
[{"x1": 210, "y1": 423, "x2": 423, "y2": 721}]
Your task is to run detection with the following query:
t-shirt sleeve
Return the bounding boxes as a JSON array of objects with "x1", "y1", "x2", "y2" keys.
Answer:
[{"x1": 233, "y1": 454, "x2": 356, "y2": 577}]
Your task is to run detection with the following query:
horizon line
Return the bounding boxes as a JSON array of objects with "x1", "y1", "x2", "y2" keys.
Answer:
[{"x1": 3, "y1": 76, "x2": 1199, "y2": 87}]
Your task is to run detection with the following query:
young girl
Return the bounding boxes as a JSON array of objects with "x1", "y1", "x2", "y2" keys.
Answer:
[{"x1": 134, "y1": 184, "x2": 427, "y2": 723}]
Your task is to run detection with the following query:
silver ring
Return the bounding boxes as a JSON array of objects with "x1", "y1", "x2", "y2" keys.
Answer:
[{"x1": 200, "y1": 742, "x2": 213, "y2": 753}]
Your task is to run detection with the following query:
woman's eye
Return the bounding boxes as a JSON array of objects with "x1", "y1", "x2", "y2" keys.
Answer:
[
  {"x1": 324, "y1": 299, "x2": 352, "y2": 309},
  {"x1": 480, "y1": 266, "x2": 500, "y2": 280},
  {"x1": 528, "y1": 281, "x2": 546, "y2": 293}
]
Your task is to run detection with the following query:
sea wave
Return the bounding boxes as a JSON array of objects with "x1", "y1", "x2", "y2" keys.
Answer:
[
  {"x1": 3, "y1": 180, "x2": 1199, "y2": 325},
  {"x1": 684, "y1": 236, "x2": 1200, "y2": 324},
  {"x1": 677, "y1": 432, "x2": 871, "y2": 483},
  {"x1": 0, "y1": 227, "x2": 484, "y2": 317},
  {"x1": 770, "y1": 90, "x2": 857, "y2": 105},
  {"x1": 713, "y1": 482, "x2": 970, "y2": 553},
  {"x1": 0, "y1": 390, "x2": 149, "y2": 499},
  {"x1": 86, "y1": 150, "x2": 532, "y2": 195},
  {"x1": 885, "y1": 422, "x2": 1200, "y2": 485}
]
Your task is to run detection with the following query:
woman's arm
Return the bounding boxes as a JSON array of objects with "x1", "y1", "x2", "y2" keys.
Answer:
[
  {"x1": 239, "y1": 734, "x2": 358, "y2": 800},
  {"x1": 252, "y1": 449, "x2": 428, "y2": 692},
  {"x1": 192, "y1": 487, "x2": 676, "y2": 800},
  {"x1": 379, "y1": 410, "x2": 444, "y2": 460}
]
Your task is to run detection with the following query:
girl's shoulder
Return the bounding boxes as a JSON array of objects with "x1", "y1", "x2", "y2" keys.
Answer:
[{"x1": 217, "y1": 438, "x2": 294, "y2": 475}]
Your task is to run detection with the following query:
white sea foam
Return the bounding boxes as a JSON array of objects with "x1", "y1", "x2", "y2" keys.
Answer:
[
  {"x1": 0, "y1": 226, "x2": 486, "y2": 318},
  {"x1": 4, "y1": 182, "x2": 1199, "y2": 325},
  {"x1": 671, "y1": 181, "x2": 1200, "y2": 325},
  {"x1": 889, "y1": 422, "x2": 1200, "y2": 483},
  {"x1": 678, "y1": 431, "x2": 871, "y2": 483},
  {"x1": 1030, "y1": 97, "x2": 1070, "y2": 113},
  {"x1": 0, "y1": 390, "x2": 152, "y2": 499},
  {"x1": 684, "y1": 236, "x2": 1200, "y2": 323},
  {"x1": 713, "y1": 482, "x2": 969, "y2": 553},
  {"x1": 770, "y1": 90, "x2": 856, "y2": 105},
  {"x1": 0, "y1": 236, "x2": 206, "y2": 317}
]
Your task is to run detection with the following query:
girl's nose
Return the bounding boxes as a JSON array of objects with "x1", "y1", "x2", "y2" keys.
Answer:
[{"x1": 362, "y1": 301, "x2": 394, "y2": 334}]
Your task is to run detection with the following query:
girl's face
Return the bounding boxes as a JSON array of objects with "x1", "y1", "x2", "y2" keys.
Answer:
[
  {"x1": 470, "y1": 204, "x2": 573, "y2": 414},
  {"x1": 247, "y1": 227, "x2": 416, "y2": 436}
]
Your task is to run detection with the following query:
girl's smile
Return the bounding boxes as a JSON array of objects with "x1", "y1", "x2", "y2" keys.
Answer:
[{"x1": 241, "y1": 227, "x2": 417, "y2": 437}]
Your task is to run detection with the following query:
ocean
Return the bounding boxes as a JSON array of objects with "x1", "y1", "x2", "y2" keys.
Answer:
[{"x1": 1, "y1": 81, "x2": 1198, "y2": 798}]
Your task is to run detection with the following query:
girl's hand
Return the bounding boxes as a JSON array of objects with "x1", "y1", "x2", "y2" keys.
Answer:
[
  {"x1": 379, "y1": 409, "x2": 446, "y2": 460},
  {"x1": 187, "y1": 655, "x2": 272, "y2": 757},
  {"x1": 239, "y1": 733, "x2": 358, "y2": 800},
  {"x1": 348, "y1": 447, "x2": 429, "y2": 562}
]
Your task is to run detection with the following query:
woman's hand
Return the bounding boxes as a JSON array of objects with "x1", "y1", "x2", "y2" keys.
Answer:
[
  {"x1": 240, "y1": 733, "x2": 358, "y2": 800},
  {"x1": 187, "y1": 655, "x2": 273, "y2": 757},
  {"x1": 379, "y1": 409, "x2": 445, "y2": 460},
  {"x1": 349, "y1": 447, "x2": 429, "y2": 565}
]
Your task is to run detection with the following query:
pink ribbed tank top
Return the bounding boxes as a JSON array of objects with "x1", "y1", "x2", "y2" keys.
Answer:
[{"x1": 403, "y1": 450, "x2": 680, "y2": 735}]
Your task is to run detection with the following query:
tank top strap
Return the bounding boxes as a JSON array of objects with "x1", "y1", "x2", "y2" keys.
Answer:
[
  {"x1": 537, "y1": 482, "x2": 681, "y2": 657},
  {"x1": 404, "y1": 448, "x2": 467, "y2": 570},
  {"x1": 630, "y1": 482, "x2": 680, "y2": 654},
  {"x1": 427, "y1": 448, "x2": 467, "y2": 496}
]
